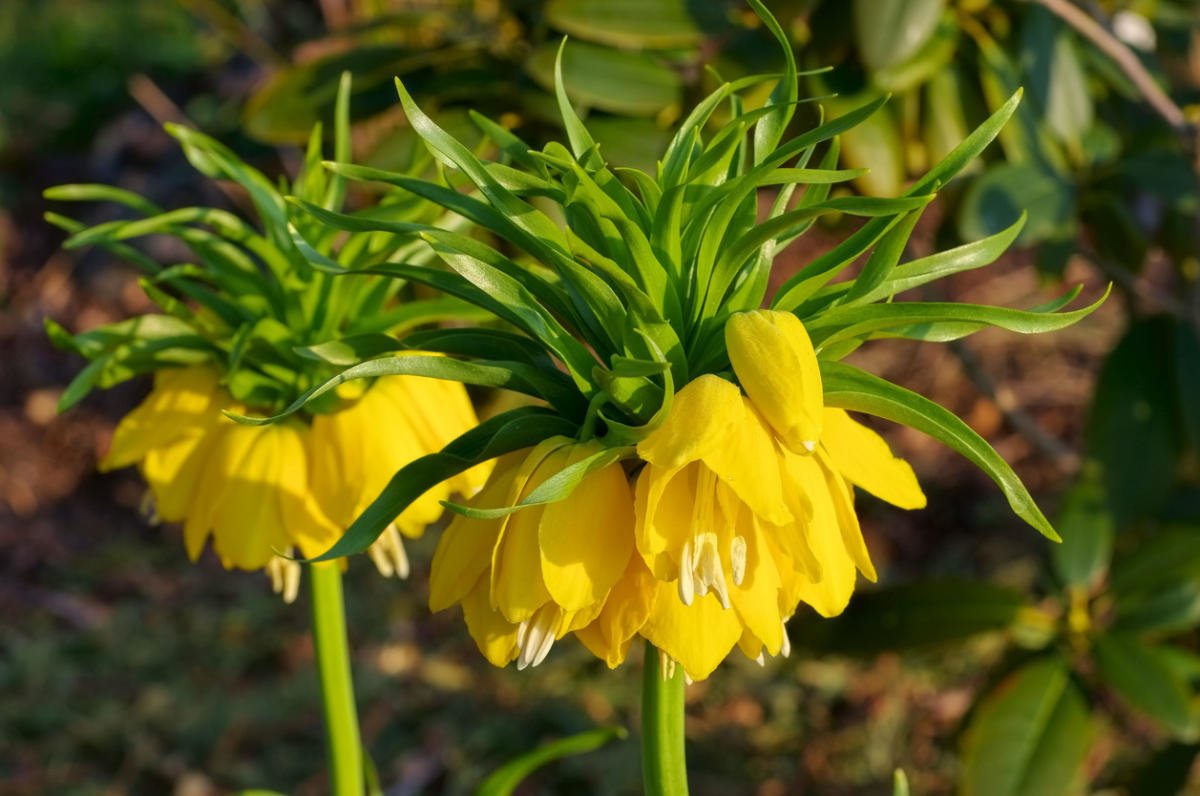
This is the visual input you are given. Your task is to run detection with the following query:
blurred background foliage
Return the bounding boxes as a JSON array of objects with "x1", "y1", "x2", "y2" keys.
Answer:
[{"x1": 2, "y1": 0, "x2": 1199, "y2": 793}]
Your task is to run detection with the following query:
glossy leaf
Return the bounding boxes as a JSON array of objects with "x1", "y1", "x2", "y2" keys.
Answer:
[
  {"x1": 1050, "y1": 470, "x2": 1114, "y2": 590},
  {"x1": 958, "y1": 163, "x2": 1075, "y2": 245},
  {"x1": 525, "y1": 41, "x2": 681, "y2": 117},
  {"x1": 1087, "y1": 317, "x2": 1182, "y2": 525},
  {"x1": 545, "y1": 0, "x2": 703, "y2": 48},
  {"x1": 1094, "y1": 634, "x2": 1198, "y2": 740},
  {"x1": 961, "y1": 657, "x2": 1092, "y2": 796},
  {"x1": 853, "y1": 0, "x2": 944, "y2": 73},
  {"x1": 789, "y1": 579, "x2": 1025, "y2": 655}
]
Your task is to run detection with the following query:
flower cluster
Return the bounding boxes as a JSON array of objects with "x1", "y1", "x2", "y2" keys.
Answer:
[
  {"x1": 431, "y1": 311, "x2": 925, "y2": 679},
  {"x1": 47, "y1": 76, "x2": 490, "y2": 597},
  {"x1": 102, "y1": 365, "x2": 486, "y2": 598},
  {"x1": 274, "y1": 0, "x2": 1099, "y2": 680}
]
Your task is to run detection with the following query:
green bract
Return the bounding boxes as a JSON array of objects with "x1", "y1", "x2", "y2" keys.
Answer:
[
  {"x1": 44, "y1": 74, "x2": 487, "y2": 416},
  {"x1": 250, "y1": 0, "x2": 1104, "y2": 559}
]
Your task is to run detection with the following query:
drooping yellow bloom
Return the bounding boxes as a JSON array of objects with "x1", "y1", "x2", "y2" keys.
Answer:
[
  {"x1": 103, "y1": 365, "x2": 488, "y2": 590},
  {"x1": 428, "y1": 437, "x2": 642, "y2": 669},
  {"x1": 430, "y1": 310, "x2": 926, "y2": 680}
]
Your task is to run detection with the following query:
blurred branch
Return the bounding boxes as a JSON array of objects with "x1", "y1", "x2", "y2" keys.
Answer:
[
  {"x1": 178, "y1": 0, "x2": 283, "y2": 66},
  {"x1": 950, "y1": 340, "x2": 1083, "y2": 475},
  {"x1": 127, "y1": 75, "x2": 246, "y2": 209},
  {"x1": 1079, "y1": 245, "x2": 1200, "y2": 328},
  {"x1": 1024, "y1": 0, "x2": 1197, "y2": 150}
]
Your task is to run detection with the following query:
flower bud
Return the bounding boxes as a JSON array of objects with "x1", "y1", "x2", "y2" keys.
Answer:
[{"x1": 725, "y1": 310, "x2": 823, "y2": 454}]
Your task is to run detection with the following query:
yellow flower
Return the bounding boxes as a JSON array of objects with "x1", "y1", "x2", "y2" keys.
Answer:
[
  {"x1": 631, "y1": 311, "x2": 926, "y2": 678},
  {"x1": 428, "y1": 437, "x2": 640, "y2": 669},
  {"x1": 103, "y1": 365, "x2": 489, "y2": 588},
  {"x1": 430, "y1": 310, "x2": 926, "y2": 680}
]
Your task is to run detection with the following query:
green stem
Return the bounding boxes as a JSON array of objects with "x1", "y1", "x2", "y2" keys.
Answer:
[
  {"x1": 641, "y1": 640, "x2": 689, "y2": 796},
  {"x1": 310, "y1": 561, "x2": 364, "y2": 796}
]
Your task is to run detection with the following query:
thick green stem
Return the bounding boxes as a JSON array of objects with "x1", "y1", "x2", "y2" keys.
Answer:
[
  {"x1": 310, "y1": 561, "x2": 364, "y2": 796},
  {"x1": 641, "y1": 640, "x2": 689, "y2": 796}
]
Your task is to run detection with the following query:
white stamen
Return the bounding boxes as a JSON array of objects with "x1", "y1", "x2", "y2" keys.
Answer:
[
  {"x1": 659, "y1": 650, "x2": 676, "y2": 681},
  {"x1": 695, "y1": 532, "x2": 730, "y2": 610},
  {"x1": 730, "y1": 535, "x2": 747, "y2": 587},
  {"x1": 516, "y1": 605, "x2": 559, "y2": 670},
  {"x1": 267, "y1": 552, "x2": 302, "y2": 604},
  {"x1": 677, "y1": 538, "x2": 696, "y2": 606},
  {"x1": 802, "y1": 440, "x2": 816, "y2": 452},
  {"x1": 780, "y1": 622, "x2": 792, "y2": 658},
  {"x1": 684, "y1": 672, "x2": 694, "y2": 686},
  {"x1": 754, "y1": 651, "x2": 766, "y2": 667},
  {"x1": 368, "y1": 523, "x2": 410, "y2": 579}
]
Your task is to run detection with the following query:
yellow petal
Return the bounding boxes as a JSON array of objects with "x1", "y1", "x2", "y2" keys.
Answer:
[
  {"x1": 701, "y1": 401, "x2": 792, "y2": 525},
  {"x1": 275, "y1": 427, "x2": 341, "y2": 560},
  {"x1": 539, "y1": 446, "x2": 636, "y2": 611},
  {"x1": 641, "y1": 585, "x2": 742, "y2": 681},
  {"x1": 637, "y1": 375, "x2": 742, "y2": 469},
  {"x1": 203, "y1": 423, "x2": 296, "y2": 571},
  {"x1": 490, "y1": 503, "x2": 552, "y2": 623},
  {"x1": 489, "y1": 441, "x2": 575, "y2": 622},
  {"x1": 462, "y1": 575, "x2": 519, "y2": 667},
  {"x1": 785, "y1": 452, "x2": 857, "y2": 618},
  {"x1": 634, "y1": 463, "x2": 695, "y2": 580},
  {"x1": 729, "y1": 517, "x2": 784, "y2": 655},
  {"x1": 141, "y1": 429, "x2": 211, "y2": 523},
  {"x1": 428, "y1": 451, "x2": 524, "y2": 611},
  {"x1": 817, "y1": 449, "x2": 877, "y2": 582},
  {"x1": 102, "y1": 366, "x2": 221, "y2": 471},
  {"x1": 725, "y1": 310, "x2": 823, "y2": 454},
  {"x1": 574, "y1": 553, "x2": 658, "y2": 668},
  {"x1": 821, "y1": 408, "x2": 926, "y2": 509}
]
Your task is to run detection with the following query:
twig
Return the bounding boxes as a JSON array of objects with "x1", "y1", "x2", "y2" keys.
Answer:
[
  {"x1": 127, "y1": 75, "x2": 247, "y2": 209},
  {"x1": 950, "y1": 339, "x2": 1083, "y2": 475},
  {"x1": 177, "y1": 0, "x2": 283, "y2": 67},
  {"x1": 1023, "y1": 0, "x2": 1195, "y2": 141}
]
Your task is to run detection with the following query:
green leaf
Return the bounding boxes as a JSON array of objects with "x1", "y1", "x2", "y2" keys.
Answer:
[
  {"x1": 747, "y1": 0, "x2": 798, "y2": 166},
  {"x1": 44, "y1": 183, "x2": 163, "y2": 215},
  {"x1": 1049, "y1": 470, "x2": 1114, "y2": 590},
  {"x1": 842, "y1": 209, "x2": 922, "y2": 304},
  {"x1": 477, "y1": 726, "x2": 627, "y2": 796},
  {"x1": 808, "y1": 287, "x2": 1107, "y2": 350},
  {"x1": 958, "y1": 163, "x2": 1075, "y2": 246},
  {"x1": 312, "y1": 407, "x2": 577, "y2": 561},
  {"x1": 854, "y1": 0, "x2": 944, "y2": 73},
  {"x1": 445, "y1": 445, "x2": 633, "y2": 519},
  {"x1": 961, "y1": 656, "x2": 1092, "y2": 796},
  {"x1": 1087, "y1": 317, "x2": 1182, "y2": 526},
  {"x1": 1111, "y1": 527, "x2": 1200, "y2": 599},
  {"x1": 789, "y1": 579, "x2": 1025, "y2": 655},
  {"x1": 1094, "y1": 634, "x2": 1198, "y2": 740},
  {"x1": 773, "y1": 90, "x2": 1024, "y2": 311},
  {"x1": 524, "y1": 41, "x2": 681, "y2": 118},
  {"x1": 1020, "y1": 6, "x2": 1093, "y2": 150},
  {"x1": 1113, "y1": 580, "x2": 1200, "y2": 638},
  {"x1": 872, "y1": 13, "x2": 958, "y2": 93},
  {"x1": 894, "y1": 770, "x2": 911, "y2": 796},
  {"x1": 545, "y1": 0, "x2": 703, "y2": 48},
  {"x1": 1175, "y1": 321, "x2": 1200, "y2": 457},
  {"x1": 243, "y1": 351, "x2": 583, "y2": 423},
  {"x1": 827, "y1": 93, "x2": 906, "y2": 197},
  {"x1": 1126, "y1": 742, "x2": 1200, "y2": 796},
  {"x1": 813, "y1": 214, "x2": 1026, "y2": 311},
  {"x1": 820, "y1": 361, "x2": 1058, "y2": 540}
]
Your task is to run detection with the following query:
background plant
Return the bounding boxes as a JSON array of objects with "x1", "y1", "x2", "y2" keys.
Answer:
[{"x1": 4, "y1": 0, "x2": 1198, "y2": 793}]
